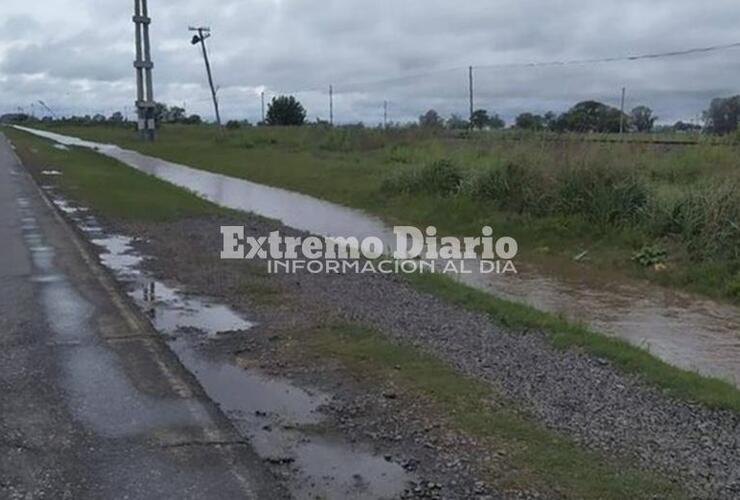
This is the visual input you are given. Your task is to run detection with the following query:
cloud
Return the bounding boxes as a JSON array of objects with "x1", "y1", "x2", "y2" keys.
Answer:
[{"x1": 1, "y1": 0, "x2": 739, "y2": 125}]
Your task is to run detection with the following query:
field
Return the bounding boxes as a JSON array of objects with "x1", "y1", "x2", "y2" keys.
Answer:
[{"x1": 36, "y1": 123, "x2": 740, "y2": 303}]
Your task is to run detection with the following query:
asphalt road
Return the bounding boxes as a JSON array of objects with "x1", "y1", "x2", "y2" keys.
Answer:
[{"x1": 0, "y1": 133, "x2": 285, "y2": 499}]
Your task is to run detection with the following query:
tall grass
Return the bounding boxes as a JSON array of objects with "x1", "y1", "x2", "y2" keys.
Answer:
[{"x1": 381, "y1": 148, "x2": 739, "y2": 275}]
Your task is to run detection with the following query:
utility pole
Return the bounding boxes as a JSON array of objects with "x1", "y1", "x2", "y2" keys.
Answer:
[
  {"x1": 383, "y1": 100, "x2": 388, "y2": 129},
  {"x1": 38, "y1": 100, "x2": 57, "y2": 119},
  {"x1": 329, "y1": 85, "x2": 334, "y2": 126},
  {"x1": 468, "y1": 66, "x2": 475, "y2": 130},
  {"x1": 133, "y1": 0, "x2": 156, "y2": 141},
  {"x1": 619, "y1": 86, "x2": 626, "y2": 134},
  {"x1": 261, "y1": 91, "x2": 265, "y2": 124},
  {"x1": 190, "y1": 26, "x2": 222, "y2": 127}
]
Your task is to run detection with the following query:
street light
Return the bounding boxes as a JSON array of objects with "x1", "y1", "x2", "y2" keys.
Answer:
[{"x1": 189, "y1": 26, "x2": 222, "y2": 127}]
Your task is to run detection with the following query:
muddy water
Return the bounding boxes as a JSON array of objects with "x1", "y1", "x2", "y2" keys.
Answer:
[
  {"x1": 46, "y1": 190, "x2": 411, "y2": 500},
  {"x1": 17, "y1": 126, "x2": 740, "y2": 385}
]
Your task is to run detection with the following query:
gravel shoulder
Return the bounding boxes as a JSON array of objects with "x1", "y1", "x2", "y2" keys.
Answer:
[{"x1": 116, "y1": 213, "x2": 740, "y2": 499}]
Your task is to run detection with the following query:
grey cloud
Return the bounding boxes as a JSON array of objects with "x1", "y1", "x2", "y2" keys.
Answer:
[{"x1": 1, "y1": 0, "x2": 740, "y2": 125}]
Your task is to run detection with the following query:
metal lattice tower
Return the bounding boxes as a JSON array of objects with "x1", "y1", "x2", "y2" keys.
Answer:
[{"x1": 133, "y1": 0, "x2": 155, "y2": 141}]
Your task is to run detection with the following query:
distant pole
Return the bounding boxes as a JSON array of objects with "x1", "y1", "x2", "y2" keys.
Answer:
[
  {"x1": 329, "y1": 85, "x2": 334, "y2": 126},
  {"x1": 133, "y1": 0, "x2": 156, "y2": 141},
  {"x1": 261, "y1": 91, "x2": 265, "y2": 123},
  {"x1": 383, "y1": 100, "x2": 388, "y2": 128},
  {"x1": 619, "y1": 86, "x2": 626, "y2": 134},
  {"x1": 468, "y1": 66, "x2": 474, "y2": 129},
  {"x1": 190, "y1": 26, "x2": 221, "y2": 127}
]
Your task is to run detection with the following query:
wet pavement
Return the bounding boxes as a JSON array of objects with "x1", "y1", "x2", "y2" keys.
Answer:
[
  {"x1": 15, "y1": 125, "x2": 740, "y2": 386},
  {"x1": 0, "y1": 133, "x2": 283, "y2": 499},
  {"x1": 58, "y1": 196, "x2": 412, "y2": 500}
]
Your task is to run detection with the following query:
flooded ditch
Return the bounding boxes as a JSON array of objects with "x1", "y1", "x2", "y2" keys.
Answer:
[{"x1": 15, "y1": 126, "x2": 740, "y2": 386}]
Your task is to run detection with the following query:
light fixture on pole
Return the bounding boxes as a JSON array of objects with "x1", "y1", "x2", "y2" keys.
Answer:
[{"x1": 189, "y1": 26, "x2": 222, "y2": 127}]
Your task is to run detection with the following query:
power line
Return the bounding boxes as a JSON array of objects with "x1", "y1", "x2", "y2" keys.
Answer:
[{"x1": 275, "y1": 40, "x2": 740, "y2": 96}]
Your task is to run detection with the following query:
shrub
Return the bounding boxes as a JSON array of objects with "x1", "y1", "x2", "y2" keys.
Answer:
[
  {"x1": 381, "y1": 159, "x2": 463, "y2": 196},
  {"x1": 468, "y1": 162, "x2": 555, "y2": 215},
  {"x1": 557, "y1": 163, "x2": 649, "y2": 226},
  {"x1": 669, "y1": 181, "x2": 740, "y2": 261}
]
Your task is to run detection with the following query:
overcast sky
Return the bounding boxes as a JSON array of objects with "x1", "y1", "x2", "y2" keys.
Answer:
[{"x1": 1, "y1": 0, "x2": 739, "y2": 125}]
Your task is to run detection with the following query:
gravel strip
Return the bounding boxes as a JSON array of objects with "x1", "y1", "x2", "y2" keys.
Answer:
[{"x1": 122, "y1": 214, "x2": 740, "y2": 499}]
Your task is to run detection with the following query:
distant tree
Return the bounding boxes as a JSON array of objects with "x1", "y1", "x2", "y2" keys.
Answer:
[
  {"x1": 470, "y1": 109, "x2": 490, "y2": 130},
  {"x1": 226, "y1": 120, "x2": 241, "y2": 130},
  {"x1": 183, "y1": 114, "x2": 202, "y2": 125},
  {"x1": 446, "y1": 113, "x2": 469, "y2": 130},
  {"x1": 673, "y1": 120, "x2": 702, "y2": 133},
  {"x1": 153, "y1": 102, "x2": 169, "y2": 126},
  {"x1": 92, "y1": 113, "x2": 106, "y2": 123},
  {"x1": 266, "y1": 95, "x2": 306, "y2": 126},
  {"x1": 555, "y1": 100, "x2": 625, "y2": 133},
  {"x1": 166, "y1": 106, "x2": 186, "y2": 123},
  {"x1": 109, "y1": 111, "x2": 125, "y2": 123},
  {"x1": 515, "y1": 112, "x2": 545, "y2": 131},
  {"x1": 631, "y1": 106, "x2": 656, "y2": 133},
  {"x1": 543, "y1": 111, "x2": 557, "y2": 130},
  {"x1": 704, "y1": 95, "x2": 740, "y2": 134},
  {"x1": 419, "y1": 109, "x2": 444, "y2": 129},
  {"x1": 488, "y1": 113, "x2": 505, "y2": 129}
]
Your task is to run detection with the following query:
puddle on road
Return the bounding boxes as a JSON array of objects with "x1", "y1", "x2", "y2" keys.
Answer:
[
  {"x1": 17, "y1": 126, "x2": 740, "y2": 385},
  {"x1": 49, "y1": 193, "x2": 411, "y2": 499},
  {"x1": 18, "y1": 197, "x2": 201, "y2": 439}
]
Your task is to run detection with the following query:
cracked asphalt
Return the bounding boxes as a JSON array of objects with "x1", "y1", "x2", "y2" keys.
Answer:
[{"x1": 0, "y1": 133, "x2": 286, "y2": 499}]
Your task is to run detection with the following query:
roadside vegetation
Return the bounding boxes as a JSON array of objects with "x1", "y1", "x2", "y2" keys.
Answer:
[
  {"x1": 4, "y1": 127, "x2": 224, "y2": 221},
  {"x1": 302, "y1": 323, "x2": 684, "y2": 499},
  {"x1": 30, "y1": 122, "x2": 740, "y2": 302}
]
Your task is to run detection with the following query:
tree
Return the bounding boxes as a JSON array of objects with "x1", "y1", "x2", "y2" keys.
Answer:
[
  {"x1": 555, "y1": 101, "x2": 625, "y2": 133},
  {"x1": 631, "y1": 106, "x2": 656, "y2": 133},
  {"x1": 166, "y1": 106, "x2": 186, "y2": 123},
  {"x1": 109, "y1": 111, "x2": 125, "y2": 123},
  {"x1": 488, "y1": 113, "x2": 505, "y2": 129},
  {"x1": 673, "y1": 120, "x2": 701, "y2": 133},
  {"x1": 704, "y1": 95, "x2": 740, "y2": 134},
  {"x1": 266, "y1": 95, "x2": 306, "y2": 126},
  {"x1": 153, "y1": 102, "x2": 169, "y2": 126},
  {"x1": 515, "y1": 112, "x2": 545, "y2": 131},
  {"x1": 470, "y1": 109, "x2": 490, "y2": 129},
  {"x1": 183, "y1": 114, "x2": 202, "y2": 125},
  {"x1": 419, "y1": 109, "x2": 444, "y2": 129},
  {"x1": 446, "y1": 114, "x2": 469, "y2": 130}
]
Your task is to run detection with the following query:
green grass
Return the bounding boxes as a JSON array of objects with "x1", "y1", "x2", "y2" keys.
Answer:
[
  {"x1": 406, "y1": 272, "x2": 740, "y2": 412},
  {"x1": 32, "y1": 123, "x2": 740, "y2": 302},
  {"x1": 4, "y1": 127, "x2": 225, "y2": 221},
  {"x1": 307, "y1": 323, "x2": 685, "y2": 499}
]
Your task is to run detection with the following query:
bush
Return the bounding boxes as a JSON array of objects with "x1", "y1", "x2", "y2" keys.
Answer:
[
  {"x1": 669, "y1": 181, "x2": 740, "y2": 261},
  {"x1": 226, "y1": 120, "x2": 241, "y2": 130},
  {"x1": 468, "y1": 162, "x2": 554, "y2": 215},
  {"x1": 557, "y1": 164, "x2": 649, "y2": 226},
  {"x1": 381, "y1": 159, "x2": 463, "y2": 196}
]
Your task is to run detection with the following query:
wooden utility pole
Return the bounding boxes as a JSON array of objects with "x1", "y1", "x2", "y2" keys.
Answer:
[
  {"x1": 190, "y1": 26, "x2": 221, "y2": 127},
  {"x1": 469, "y1": 66, "x2": 474, "y2": 128},
  {"x1": 133, "y1": 0, "x2": 156, "y2": 141},
  {"x1": 619, "y1": 87, "x2": 626, "y2": 134},
  {"x1": 329, "y1": 85, "x2": 334, "y2": 126}
]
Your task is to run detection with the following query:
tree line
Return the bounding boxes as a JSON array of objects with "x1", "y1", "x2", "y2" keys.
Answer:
[{"x1": 3, "y1": 95, "x2": 739, "y2": 135}]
